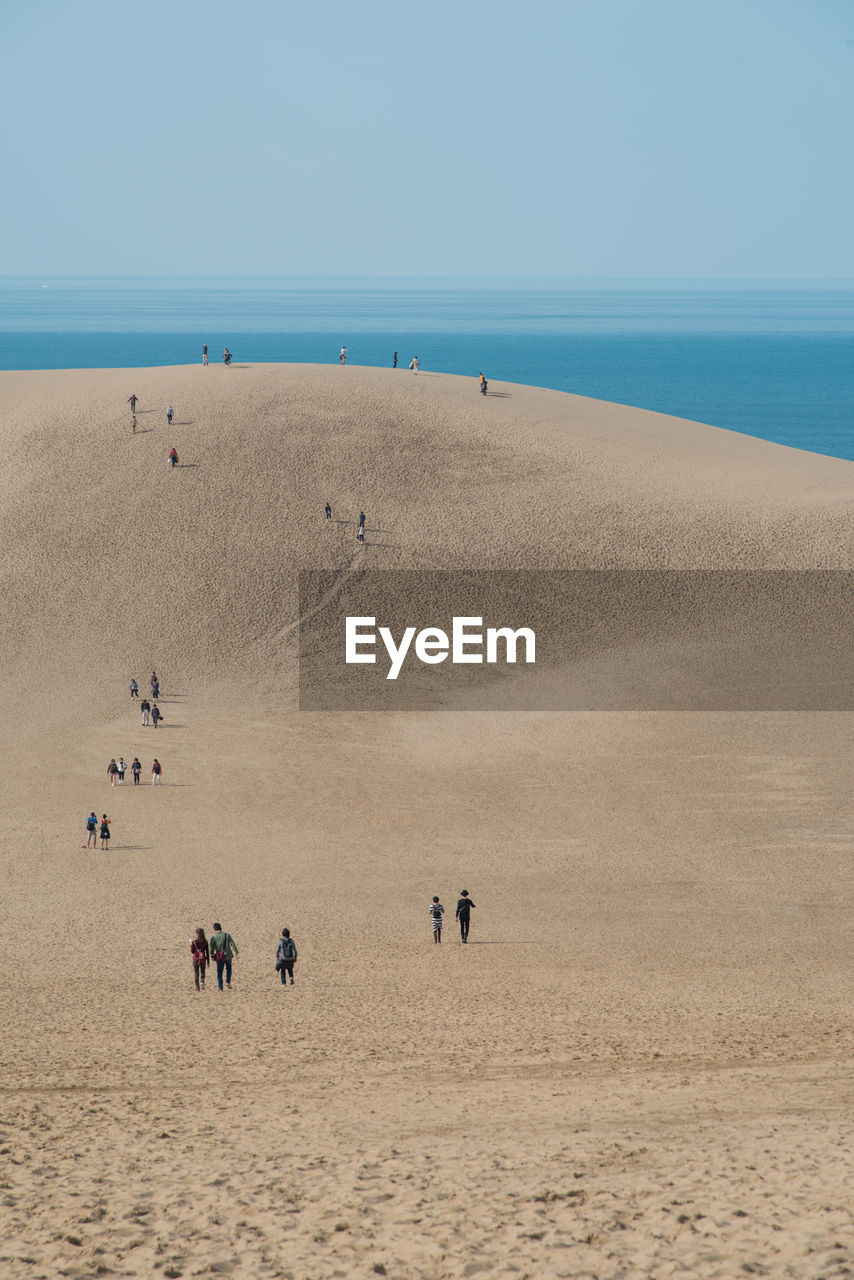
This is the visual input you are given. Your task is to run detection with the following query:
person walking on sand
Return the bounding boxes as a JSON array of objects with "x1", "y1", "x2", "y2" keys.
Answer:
[
  {"x1": 190, "y1": 927, "x2": 209, "y2": 991},
  {"x1": 359, "y1": 510, "x2": 366, "y2": 532},
  {"x1": 202, "y1": 343, "x2": 208, "y2": 366},
  {"x1": 223, "y1": 347, "x2": 232, "y2": 366},
  {"x1": 276, "y1": 928, "x2": 298, "y2": 985},
  {"x1": 478, "y1": 372, "x2": 487, "y2": 396},
  {"x1": 130, "y1": 679, "x2": 139, "y2": 700},
  {"x1": 140, "y1": 698, "x2": 151, "y2": 726},
  {"x1": 455, "y1": 889, "x2": 476, "y2": 943},
  {"x1": 116, "y1": 756, "x2": 126, "y2": 785},
  {"x1": 107, "y1": 758, "x2": 118, "y2": 787},
  {"x1": 85, "y1": 812, "x2": 98, "y2": 848},
  {"x1": 169, "y1": 447, "x2": 179, "y2": 469},
  {"x1": 339, "y1": 345, "x2": 348, "y2": 365},
  {"x1": 429, "y1": 896, "x2": 444, "y2": 943},
  {"x1": 325, "y1": 502, "x2": 332, "y2": 522},
  {"x1": 151, "y1": 703, "x2": 162, "y2": 728},
  {"x1": 152, "y1": 758, "x2": 162, "y2": 785},
  {"x1": 131, "y1": 756, "x2": 142, "y2": 785},
  {"x1": 131, "y1": 414, "x2": 137, "y2": 433},
  {"x1": 128, "y1": 394, "x2": 138, "y2": 415},
  {"x1": 166, "y1": 405, "x2": 174, "y2": 426},
  {"x1": 151, "y1": 673, "x2": 160, "y2": 699},
  {"x1": 99, "y1": 814, "x2": 111, "y2": 850},
  {"x1": 409, "y1": 356, "x2": 419, "y2": 373},
  {"x1": 209, "y1": 922, "x2": 239, "y2": 990}
]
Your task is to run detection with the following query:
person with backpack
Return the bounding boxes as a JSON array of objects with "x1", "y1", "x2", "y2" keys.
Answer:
[
  {"x1": 169, "y1": 447, "x2": 179, "y2": 469},
  {"x1": 209, "y1": 922, "x2": 239, "y2": 990},
  {"x1": 151, "y1": 758, "x2": 162, "y2": 786},
  {"x1": 190, "y1": 927, "x2": 209, "y2": 991},
  {"x1": 151, "y1": 703, "x2": 162, "y2": 728},
  {"x1": 99, "y1": 815, "x2": 111, "y2": 850},
  {"x1": 429, "y1": 896, "x2": 444, "y2": 943},
  {"x1": 107, "y1": 758, "x2": 119, "y2": 787},
  {"x1": 150, "y1": 673, "x2": 160, "y2": 699},
  {"x1": 275, "y1": 928, "x2": 298, "y2": 985},
  {"x1": 455, "y1": 890, "x2": 476, "y2": 943},
  {"x1": 131, "y1": 757, "x2": 142, "y2": 785},
  {"x1": 85, "y1": 812, "x2": 98, "y2": 848}
]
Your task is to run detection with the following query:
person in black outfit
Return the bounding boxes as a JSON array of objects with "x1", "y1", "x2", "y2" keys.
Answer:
[
  {"x1": 393, "y1": 351, "x2": 398, "y2": 368},
  {"x1": 455, "y1": 890, "x2": 475, "y2": 943}
]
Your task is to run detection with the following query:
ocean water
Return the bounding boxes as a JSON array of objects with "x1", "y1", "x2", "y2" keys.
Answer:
[{"x1": 1, "y1": 277, "x2": 853, "y2": 461}]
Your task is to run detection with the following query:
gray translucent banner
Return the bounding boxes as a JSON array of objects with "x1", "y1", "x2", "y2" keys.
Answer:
[{"x1": 297, "y1": 571, "x2": 853, "y2": 711}]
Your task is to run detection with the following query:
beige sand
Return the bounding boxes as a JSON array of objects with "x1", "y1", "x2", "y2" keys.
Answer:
[{"x1": 1, "y1": 362, "x2": 853, "y2": 1279}]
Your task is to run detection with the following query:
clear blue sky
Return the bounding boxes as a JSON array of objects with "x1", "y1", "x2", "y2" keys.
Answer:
[{"x1": 2, "y1": 0, "x2": 853, "y2": 277}]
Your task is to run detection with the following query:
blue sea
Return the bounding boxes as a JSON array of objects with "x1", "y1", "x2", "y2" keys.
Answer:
[{"x1": 2, "y1": 277, "x2": 853, "y2": 461}]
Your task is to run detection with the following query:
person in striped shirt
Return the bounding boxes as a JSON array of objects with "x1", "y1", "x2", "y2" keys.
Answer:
[{"x1": 429, "y1": 897, "x2": 444, "y2": 943}]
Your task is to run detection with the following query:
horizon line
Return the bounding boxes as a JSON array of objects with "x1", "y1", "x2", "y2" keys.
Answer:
[{"x1": 3, "y1": 274, "x2": 854, "y2": 289}]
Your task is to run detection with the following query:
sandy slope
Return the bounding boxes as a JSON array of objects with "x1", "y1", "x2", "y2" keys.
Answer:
[{"x1": 1, "y1": 362, "x2": 853, "y2": 1279}]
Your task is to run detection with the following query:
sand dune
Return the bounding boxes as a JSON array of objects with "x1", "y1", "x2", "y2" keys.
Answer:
[{"x1": 1, "y1": 363, "x2": 853, "y2": 1278}]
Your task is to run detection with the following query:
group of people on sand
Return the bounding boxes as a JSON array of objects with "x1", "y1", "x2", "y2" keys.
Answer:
[
  {"x1": 200, "y1": 345, "x2": 232, "y2": 366},
  {"x1": 106, "y1": 756, "x2": 161, "y2": 786},
  {"x1": 131, "y1": 674, "x2": 164, "y2": 726},
  {"x1": 429, "y1": 890, "x2": 476, "y2": 943},
  {"x1": 125, "y1": 392, "x2": 195, "y2": 466},
  {"x1": 83, "y1": 671, "x2": 168, "y2": 851},
  {"x1": 84, "y1": 812, "x2": 112, "y2": 850},
  {"x1": 188, "y1": 924, "x2": 298, "y2": 993},
  {"x1": 325, "y1": 503, "x2": 367, "y2": 543}
]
